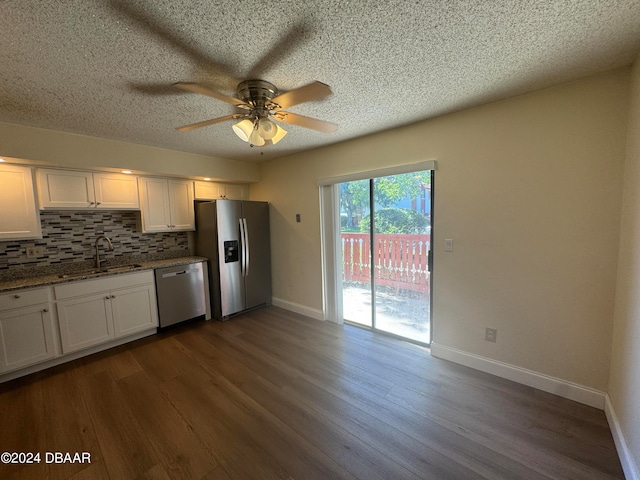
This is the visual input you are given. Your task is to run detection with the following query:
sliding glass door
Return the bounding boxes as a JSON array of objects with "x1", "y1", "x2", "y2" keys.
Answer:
[{"x1": 340, "y1": 171, "x2": 432, "y2": 344}]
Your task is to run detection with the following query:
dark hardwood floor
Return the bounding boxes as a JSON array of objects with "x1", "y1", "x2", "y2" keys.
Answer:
[{"x1": 0, "y1": 306, "x2": 625, "y2": 479}]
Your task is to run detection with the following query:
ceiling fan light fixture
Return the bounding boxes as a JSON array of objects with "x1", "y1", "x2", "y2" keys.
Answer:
[
  {"x1": 232, "y1": 119, "x2": 254, "y2": 142},
  {"x1": 249, "y1": 127, "x2": 266, "y2": 147},
  {"x1": 257, "y1": 117, "x2": 277, "y2": 140},
  {"x1": 271, "y1": 125, "x2": 287, "y2": 145}
]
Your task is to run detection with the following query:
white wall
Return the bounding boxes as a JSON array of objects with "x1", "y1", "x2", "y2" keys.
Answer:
[
  {"x1": 252, "y1": 69, "x2": 630, "y2": 394},
  {"x1": 609, "y1": 54, "x2": 640, "y2": 477},
  {"x1": 0, "y1": 121, "x2": 260, "y2": 182}
]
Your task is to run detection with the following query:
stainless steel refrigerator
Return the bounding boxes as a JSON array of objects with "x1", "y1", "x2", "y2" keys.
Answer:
[{"x1": 195, "y1": 200, "x2": 271, "y2": 319}]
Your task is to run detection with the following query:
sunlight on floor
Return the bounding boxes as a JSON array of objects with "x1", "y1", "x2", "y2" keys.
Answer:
[{"x1": 343, "y1": 283, "x2": 430, "y2": 344}]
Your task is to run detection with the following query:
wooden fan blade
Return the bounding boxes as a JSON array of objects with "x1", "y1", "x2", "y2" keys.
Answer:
[
  {"x1": 274, "y1": 111, "x2": 338, "y2": 134},
  {"x1": 271, "y1": 82, "x2": 333, "y2": 110},
  {"x1": 173, "y1": 82, "x2": 247, "y2": 107},
  {"x1": 176, "y1": 114, "x2": 242, "y2": 132}
]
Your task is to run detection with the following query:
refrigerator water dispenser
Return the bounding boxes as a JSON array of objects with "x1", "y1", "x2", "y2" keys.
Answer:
[{"x1": 224, "y1": 240, "x2": 239, "y2": 263}]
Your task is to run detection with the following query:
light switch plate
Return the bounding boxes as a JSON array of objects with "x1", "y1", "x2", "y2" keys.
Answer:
[{"x1": 445, "y1": 238, "x2": 453, "y2": 252}]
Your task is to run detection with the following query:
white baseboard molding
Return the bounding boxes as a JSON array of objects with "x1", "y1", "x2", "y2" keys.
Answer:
[
  {"x1": 605, "y1": 395, "x2": 640, "y2": 480},
  {"x1": 430, "y1": 342, "x2": 606, "y2": 409},
  {"x1": 271, "y1": 297, "x2": 325, "y2": 321}
]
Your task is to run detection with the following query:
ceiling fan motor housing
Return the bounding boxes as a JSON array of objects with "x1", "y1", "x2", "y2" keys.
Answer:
[{"x1": 237, "y1": 80, "x2": 279, "y2": 112}]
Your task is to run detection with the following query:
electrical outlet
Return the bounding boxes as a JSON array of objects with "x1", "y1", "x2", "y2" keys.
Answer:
[
  {"x1": 485, "y1": 327, "x2": 498, "y2": 343},
  {"x1": 26, "y1": 246, "x2": 43, "y2": 259},
  {"x1": 164, "y1": 237, "x2": 177, "y2": 246}
]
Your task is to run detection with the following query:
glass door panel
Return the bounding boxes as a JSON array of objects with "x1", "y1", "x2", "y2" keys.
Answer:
[{"x1": 340, "y1": 180, "x2": 372, "y2": 327}]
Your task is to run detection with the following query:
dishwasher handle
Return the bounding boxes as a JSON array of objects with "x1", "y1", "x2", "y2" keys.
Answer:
[{"x1": 161, "y1": 269, "x2": 193, "y2": 278}]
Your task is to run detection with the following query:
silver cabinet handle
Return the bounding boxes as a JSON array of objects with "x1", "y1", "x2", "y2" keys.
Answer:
[
  {"x1": 43, "y1": 308, "x2": 49, "y2": 312},
  {"x1": 105, "y1": 296, "x2": 111, "y2": 300},
  {"x1": 13, "y1": 294, "x2": 20, "y2": 299},
  {"x1": 111, "y1": 295, "x2": 116, "y2": 298}
]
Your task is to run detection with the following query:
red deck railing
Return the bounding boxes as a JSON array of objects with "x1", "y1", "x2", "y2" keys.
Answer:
[{"x1": 341, "y1": 233, "x2": 430, "y2": 293}]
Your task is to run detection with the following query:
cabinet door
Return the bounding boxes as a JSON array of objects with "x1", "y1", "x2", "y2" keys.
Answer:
[
  {"x1": 223, "y1": 184, "x2": 247, "y2": 200},
  {"x1": 194, "y1": 181, "x2": 222, "y2": 200},
  {"x1": 168, "y1": 179, "x2": 195, "y2": 231},
  {"x1": 111, "y1": 284, "x2": 158, "y2": 337},
  {"x1": 37, "y1": 169, "x2": 95, "y2": 208},
  {"x1": 194, "y1": 181, "x2": 246, "y2": 200},
  {"x1": 0, "y1": 304, "x2": 57, "y2": 372},
  {"x1": 57, "y1": 293, "x2": 114, "y2": 354},
  {"x1": 94, "y1": 173, "x2": 140, "y2": 209},
  {"x1": 0, "y1": 164, "x2": 42, "y2": 240},
  {"x1": 138, "y1": 177, "x2": 172, "y2": 232}
]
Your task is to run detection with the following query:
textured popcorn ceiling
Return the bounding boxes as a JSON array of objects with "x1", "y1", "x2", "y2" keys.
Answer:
[{"x1": 1, "y1": 0, "x2": 640, "y2": 163}]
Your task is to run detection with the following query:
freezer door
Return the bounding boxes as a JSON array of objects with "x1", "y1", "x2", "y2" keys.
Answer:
[
  {"x1": 216, "y1": 200, "x2": 246, "y2": 317},
  {"x1": 242, "y1": 201, "x2": 272, "y2": 309}
]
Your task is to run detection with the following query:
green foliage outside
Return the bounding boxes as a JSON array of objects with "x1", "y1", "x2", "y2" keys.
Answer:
[
  {"x1": 360, "y1": 208, "x2": 429, "y2": 234},
  {"x1": 340, "y1": 171, "x2": 431, "y2": 232}
]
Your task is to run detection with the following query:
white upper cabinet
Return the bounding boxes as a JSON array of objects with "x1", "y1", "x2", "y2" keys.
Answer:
[
  {"x1": 168, "y1": 179, "x2": 196, "y2": 230},
  {"x1": 93, "y1": 173, "x2": 140, "y2": 209},
  {"x1": 37, "y1": 169, "x2": 139, "y2": 210},
  {"x1": 138, "y1": 177, "x2": 195, "y2": 232},
  {"x1": 0, "y1": 164, "x2": 42, "y2": 241},
  {"x1": 194, "y1": 181, "x2": 247, "y2": 200}
]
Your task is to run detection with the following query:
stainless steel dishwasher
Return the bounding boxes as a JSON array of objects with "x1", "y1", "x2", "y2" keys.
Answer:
[{"x1": 154, "y1": 262, "x2": 207, "y2": 328}]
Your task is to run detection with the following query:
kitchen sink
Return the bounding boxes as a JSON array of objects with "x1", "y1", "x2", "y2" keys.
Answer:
[
  {"x1": 101, "y1": 264, "x2": 143, "y2": 274},
  {"x1": 57, "y1": 264, "x2": 144, "y2": 279}
]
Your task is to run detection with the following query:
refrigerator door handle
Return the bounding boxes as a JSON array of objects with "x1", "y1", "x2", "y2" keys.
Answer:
[
  {"x1": 243, "y1": 218, "x2": 250, "y2": 277},
  {"x1": 239, "y1": 218, "x2": 246, "y2": 277}
]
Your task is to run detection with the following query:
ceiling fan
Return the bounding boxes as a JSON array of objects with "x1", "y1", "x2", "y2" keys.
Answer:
[{"x1": 173, "y1": 79, "x2": 338, "y2": 147}]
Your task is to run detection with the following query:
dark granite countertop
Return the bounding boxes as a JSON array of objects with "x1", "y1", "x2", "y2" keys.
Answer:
[{"x1": 0, "y1": 256, "x2": 208, "y2": 293}]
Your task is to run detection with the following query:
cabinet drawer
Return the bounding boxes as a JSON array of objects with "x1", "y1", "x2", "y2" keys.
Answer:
[
  {"x1": 0, "y1": 287, "x2": 51, "y2": 311},
  {"x1": 54, "y1": 270, "x2": 154, "y2": 299}
]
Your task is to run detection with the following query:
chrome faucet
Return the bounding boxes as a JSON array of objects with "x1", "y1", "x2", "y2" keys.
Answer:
[{"x1": 95, "y1": 235, "x2": 114, "y2": 269}]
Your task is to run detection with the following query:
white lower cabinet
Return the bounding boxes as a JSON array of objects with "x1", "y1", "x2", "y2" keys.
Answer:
[
  {"x1": 111, "y1": 284, "x2": 159, "y2": 337},
  {"x1": 0, "y1": 270, "x2": 160, "y2": 381},
  {"x1": 56, "y1": 292, "x2": 115, "y2": 354},
  {"x1": 55, "y1": 271, "x2": 158, "y2": 355},
  {"x1": 0, "y1": 288, "x2": 58, "y2": 373}
]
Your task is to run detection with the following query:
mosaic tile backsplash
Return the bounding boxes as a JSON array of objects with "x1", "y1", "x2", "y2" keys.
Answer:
[{"x1": 0, "y1": 211, "x2": 190, "y2": 277}]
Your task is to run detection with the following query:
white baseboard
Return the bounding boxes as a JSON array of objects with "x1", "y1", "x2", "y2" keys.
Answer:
[
  {"x1": 430, "y1": 342, "x2": 606, "y2": 409},
  {"x1": 605, "y1": 395, "x2": 640, "y2": 480},
  {"x1": 271, "y1": 297, "x2": 325, "y2": 321}
]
